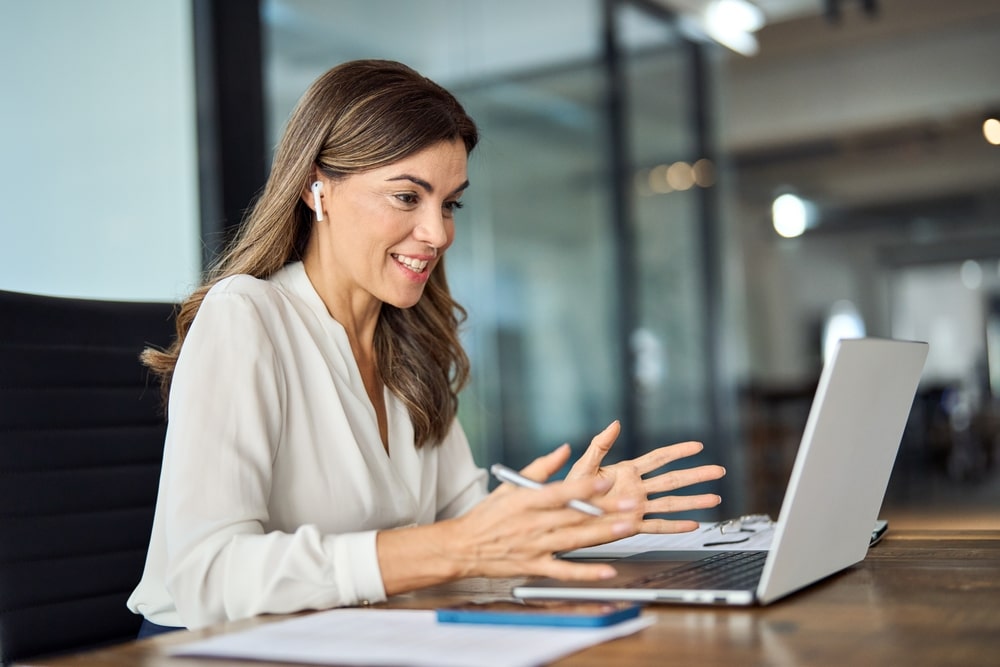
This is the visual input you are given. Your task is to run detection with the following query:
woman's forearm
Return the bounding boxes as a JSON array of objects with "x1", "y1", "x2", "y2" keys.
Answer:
[{"x1": 376, "y1": 520, "x2": 468, "y2": 596}]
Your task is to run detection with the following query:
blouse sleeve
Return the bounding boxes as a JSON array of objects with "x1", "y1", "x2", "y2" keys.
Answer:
[
  {"x1": 158, "y1": 285, "x2": 385, "y2": 629},
  {"x1": 434, "y1": 419, "x2": 489, "y2": 520}
]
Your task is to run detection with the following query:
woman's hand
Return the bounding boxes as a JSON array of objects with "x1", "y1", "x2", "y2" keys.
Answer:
[
  {"x1": 377, "y1": 423, "x2": 724, "y2": 596},
  {"x1": 564, "y1": 420, "x2": 726, "y2": 535},
  {"x1": 439, "y1": 444, "x2": 641, "y2": 582},
  {"x1": 378, "y1": 445, "x2": 643, "y2": 593}
]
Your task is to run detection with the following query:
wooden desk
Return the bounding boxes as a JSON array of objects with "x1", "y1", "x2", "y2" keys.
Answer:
[{"x1": 22, "y1": 529, "x2": 1000, "y2": 667}]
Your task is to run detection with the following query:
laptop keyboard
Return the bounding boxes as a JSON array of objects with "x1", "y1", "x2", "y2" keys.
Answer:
[{"x1": 630, "y1": 551, "x2": 768, "y2": 590}]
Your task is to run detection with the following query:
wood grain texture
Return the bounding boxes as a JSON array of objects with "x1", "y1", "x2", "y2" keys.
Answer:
[{"x1": 20, "y1": 529, "x2": 1000, "y2": 667}]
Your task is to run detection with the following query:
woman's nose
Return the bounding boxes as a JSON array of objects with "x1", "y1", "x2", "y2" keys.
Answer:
[{"x1": 414, "y1": 208, "x2": 450, "y2": 249}]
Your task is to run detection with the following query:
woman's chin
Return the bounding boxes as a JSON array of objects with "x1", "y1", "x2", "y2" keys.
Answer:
[{"x1": 383, "y1": 290, "x2": 425, "y2": 310}]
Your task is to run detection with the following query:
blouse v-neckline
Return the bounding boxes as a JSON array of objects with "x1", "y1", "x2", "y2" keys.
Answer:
[{"x1": 273, "y1": 262, "x2": 416, "y2": 470}]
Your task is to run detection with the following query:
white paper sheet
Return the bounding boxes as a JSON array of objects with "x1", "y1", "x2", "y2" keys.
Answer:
[
  {"x1": 169, "y1": 608, "x2": 656, "y2": 667},
  {"x1": 561, "y1": 521, "x2": 775, "y2": 559}
]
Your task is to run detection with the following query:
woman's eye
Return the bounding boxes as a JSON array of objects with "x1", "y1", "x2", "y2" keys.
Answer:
[
  {"x1": 444, "y1": 200, "x2": 464, "y2": 214},
  {"x1": 395, "y1": 193, "x2": 418, "y2": 206}
]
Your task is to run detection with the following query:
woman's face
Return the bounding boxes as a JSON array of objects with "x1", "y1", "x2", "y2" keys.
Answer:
[{"x1": 312, "y1": 138, "x2": 469, "y2": 311}]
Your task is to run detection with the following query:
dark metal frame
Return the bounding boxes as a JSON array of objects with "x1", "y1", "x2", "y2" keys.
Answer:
[
  {"x1": 603, "y1": 0, "x2": 726, "y2": 469},
  {"x1": 192, "y1": 0, "x2": 267, "y2": 266}
]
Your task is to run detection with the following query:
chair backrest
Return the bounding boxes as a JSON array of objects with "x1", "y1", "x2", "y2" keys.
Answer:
[{"x1": 0, "y1": 290, "x2": 175, "y2": 665}]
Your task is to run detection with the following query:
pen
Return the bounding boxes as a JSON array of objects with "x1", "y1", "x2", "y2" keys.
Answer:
[{"x1": 489, "y1": 463, "x2": 604, "y2": 517}]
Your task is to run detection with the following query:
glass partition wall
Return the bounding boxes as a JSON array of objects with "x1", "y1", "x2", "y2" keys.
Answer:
[{"x1": 453, "y1": 64, "x2": 624, "y2": 470}]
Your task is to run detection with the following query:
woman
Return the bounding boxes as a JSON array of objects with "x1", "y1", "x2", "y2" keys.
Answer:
[{"x1": 127, "y1": 59, "x2": 725, "y2": 635}]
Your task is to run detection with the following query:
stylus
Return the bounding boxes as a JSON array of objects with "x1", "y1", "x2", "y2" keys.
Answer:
[{"x1": 490, "y1": 463, "x2": 604, "y2": 516}]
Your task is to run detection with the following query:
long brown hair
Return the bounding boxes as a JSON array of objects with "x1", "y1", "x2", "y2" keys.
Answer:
[{"x1": 143, "y1": 59, "x2": 479, "y2": 447}]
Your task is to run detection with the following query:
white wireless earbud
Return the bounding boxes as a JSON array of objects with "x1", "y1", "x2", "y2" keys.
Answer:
[{"x1": 311, "y1": 181, "x2": 324, "y2": 221}]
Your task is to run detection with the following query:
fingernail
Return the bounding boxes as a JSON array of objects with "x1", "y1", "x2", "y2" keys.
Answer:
[
  {"x1": 600, "y1": 566, "x2": 617, "y2": 579},
  {"x1": 714, "y1": 495, "x2": 723, "y2": 505}
]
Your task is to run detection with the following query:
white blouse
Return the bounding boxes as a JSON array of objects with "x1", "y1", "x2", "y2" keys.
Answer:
[{"x1": 127, "y1": 261, "x2": 488, "y2": 629}]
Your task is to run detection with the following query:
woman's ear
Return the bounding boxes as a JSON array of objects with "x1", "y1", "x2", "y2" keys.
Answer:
[{"x1": 305, "y1": 179, "x2": 324, "y2": 221}]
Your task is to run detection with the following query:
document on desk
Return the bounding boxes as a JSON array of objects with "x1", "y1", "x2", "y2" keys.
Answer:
[
  {"x1": 561, "y1": 520, "x2": 776, "y2": 559},
  {"x1": 562, "y1": 517, "x2": 888, "y2": 559},
  {"x1": 169, "y1": 608, "x2": 655, "y2": 667}
]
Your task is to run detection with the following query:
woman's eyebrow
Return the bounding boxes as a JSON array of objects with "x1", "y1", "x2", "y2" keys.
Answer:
[
  {"x1": 386, "y1": 174, "x2": 434, "y2": 192},
  {"x1": 386, "y1": 175, "x2": 471, "y2": 197}
]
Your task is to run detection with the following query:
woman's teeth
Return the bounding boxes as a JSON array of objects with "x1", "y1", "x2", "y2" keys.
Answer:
[{"x1": 393, "y1": 254, "x2": 429, "y2": 273}]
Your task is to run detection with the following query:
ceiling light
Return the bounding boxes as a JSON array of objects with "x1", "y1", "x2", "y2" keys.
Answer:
[
  {"x1": 702, "y1": 0, "x2": 765, "y2": 56},
  {"x1": 693, "y1": 158, "x2": 715, "y2": 187},
  {"x1": 663, "y1": 0, "x2": 766, "y2": 57},
  {"x1": 705, "y1": 0, "x2": 765, "y2": 33},
  {"x1": 984, "y1": 118, "x2": 1000, "y2": 146},
  {"x1": 772, "y1": 193, "x2": 813, "y2": 238},
  {"x1": 666, "y1": 161, "x2": 695, "y2": 190}
]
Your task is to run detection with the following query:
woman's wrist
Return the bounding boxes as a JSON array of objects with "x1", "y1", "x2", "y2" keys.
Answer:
[{"x1": 375, "y1": 519, "x2": 467, "y2": 596}]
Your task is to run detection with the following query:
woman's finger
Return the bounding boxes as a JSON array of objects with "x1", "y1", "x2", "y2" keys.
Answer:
[
  {"x1": 637, "y1": 517, "x2": 703, "y2": 535},
  {"x1": 524, "y1": 475, "x2": 614, "y2": 512},
  {"x1": 489, "y1": 445, "x2": 573, "y2": 502},
  {"x1": 626, "y1": 441, "x2": 707, "y2": 476},
  {"x1": 515, "y1": 443, "x2": 573, "y2": 483},
  {"x1": 526, "y1": 513, "x2": 638, "y2": 555},
  {"x1": 644, "y1": 492, "x2": 723, "y2": 516},
  {"x1": 567, "y1": 421, "x2": 621, "y2": 479},
  {"x1": 529, "y1": 557, "x2": 619, "y2": 582},
  {"x1": 487, "y1": 475, "x2": 615, "y2": 528},
  {"x1": 640, "y1": 464, "x2": 727, "y2": 495}
]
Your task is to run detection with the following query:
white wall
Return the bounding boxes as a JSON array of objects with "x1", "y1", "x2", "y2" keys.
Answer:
[{"x1": 0, "y1": 0, "x2": 200, "y2": 302}]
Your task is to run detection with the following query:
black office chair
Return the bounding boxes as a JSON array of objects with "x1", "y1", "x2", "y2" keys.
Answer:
[{"x1": 0, "y1": 289, "x2": 175, "y2": 666}]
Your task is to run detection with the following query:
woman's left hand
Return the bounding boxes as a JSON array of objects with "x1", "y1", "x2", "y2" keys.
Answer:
[{"x1": 564, "y1": 420, "x2": 726, "y2": 534}]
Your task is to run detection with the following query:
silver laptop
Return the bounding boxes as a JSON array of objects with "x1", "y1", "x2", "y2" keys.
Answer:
[{"x1": 513, "y1": 338, "x2": 928, "y2": 606}]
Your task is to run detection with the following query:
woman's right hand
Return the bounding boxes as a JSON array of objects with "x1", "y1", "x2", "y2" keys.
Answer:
[
  {"x1": 376, "y1": 444, "x2": 640, "y2": 594},
  {"x1": 441, "y1": 443, "x2": 641, "y2": 580}
]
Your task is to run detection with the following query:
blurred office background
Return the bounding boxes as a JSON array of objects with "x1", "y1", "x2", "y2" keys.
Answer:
[{"x1": 3, "y1": 0, "x2": 999, "y2": 526}]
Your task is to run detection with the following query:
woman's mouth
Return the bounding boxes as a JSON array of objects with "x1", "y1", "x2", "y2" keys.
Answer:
[{"x1": 392, "y1": 253, "x2": 430, "y2": 274}]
